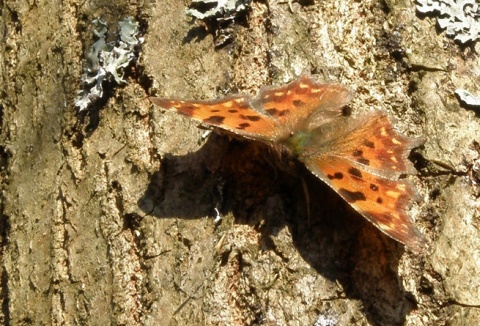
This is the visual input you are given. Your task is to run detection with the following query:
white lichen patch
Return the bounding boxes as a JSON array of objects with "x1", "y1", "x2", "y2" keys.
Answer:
[
  {"x1": 186, "y1": 0, "x2": 251, "y2": 20},
  {"x1": 416, "y1": 0, "x2": 480, "y2": 43},
  {"x1": 456, "y1": 89, "x2": 480, "y2": 107},
  {"x1": 75, "y1": 17, "x2": 142, "y2": 111}
]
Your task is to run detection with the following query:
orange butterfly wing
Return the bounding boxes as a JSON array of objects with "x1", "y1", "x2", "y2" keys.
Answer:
[
  {"x1": 301, "y1": 112, "x2": 425, "y2": 252},
  {"x1": 330, "y1": 112, "x2": 424, "y2": 176},
  {"x1": 150, "y1": 75, "x2": 352, "y2": 142},
  {"x1": 254, "y1": 75, "x2": 353, "y2": 131},
  {"x1": 149, "y1": 96, "x2": 280, "y2": 142}
]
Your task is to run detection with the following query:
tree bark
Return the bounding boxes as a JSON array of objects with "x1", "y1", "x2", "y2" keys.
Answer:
[{"x1": 1, "y1": 0, "x2": 479, "y2": 325}]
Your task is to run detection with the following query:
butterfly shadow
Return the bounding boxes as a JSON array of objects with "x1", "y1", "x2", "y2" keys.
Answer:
[
  {"x1": 138, "y1": 134, "x2": 418, "y2": 325},
  {"x1": 290, "y1": 171, "x2": 420, "y2": 325}
]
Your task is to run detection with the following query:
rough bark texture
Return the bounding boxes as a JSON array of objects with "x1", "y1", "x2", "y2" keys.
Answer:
[{"x1": 1, "y1": 0, "x2": 479, "y2": 325}]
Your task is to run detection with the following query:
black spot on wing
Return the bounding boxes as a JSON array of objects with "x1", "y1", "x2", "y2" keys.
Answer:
[
  {"x1": 376, "y1": 197, "x2": 383, "y2": 204},
  {"x1": 339, "y1": 189, "x2": 367, "y2": 203},
  {"x1": 364, "y1": 139, "x2": 375, "y2": 148},
  {"x1": 245, "y1": 115, "x2": 261, "y2": 121},
  {"x1": 370, "y1": 184, "x2": 379, "y2": 191},
  {"x1": 266, "y1": 108, "x2": 278, "y2": 115},
  {"x1": 238, "y1": 123, "x2": 250, "y2": 130},
  {"x1": 327, "y1": 172, "x2": 344, "y2": 180},
  {"x1": 204, "y1": 115, "x2": 225, "y2": 124},
  {"x1": 266, "y1": 108, "x2": 287, "y2": 117},
  {"x1": 292, "y1": 99, "x2": 305, "y2": 107},
  {"x1": 228, "y1": 109, "x2": 239, "y2": 113},
  {"x1": 357, "y1": 158, "x2": 370, "y2": 166},
  {"x1": 353, "y1": 150, "x2": 363, "y2": 157},
  {"x1": 348, "y1": 167, "x2": 363, "y2": 179}
]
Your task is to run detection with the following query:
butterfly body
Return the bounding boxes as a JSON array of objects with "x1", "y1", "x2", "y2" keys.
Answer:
[
  {"x1": 150, "y1": 75, "x2": 425, "y2": 252},
  {"x1": 281, "y1": 130, "x2": 313, "y2": 156}
]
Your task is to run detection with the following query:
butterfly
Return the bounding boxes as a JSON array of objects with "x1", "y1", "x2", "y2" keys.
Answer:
[{"x1": 150, "y1": 75, "x2": 426, "y2": 252}]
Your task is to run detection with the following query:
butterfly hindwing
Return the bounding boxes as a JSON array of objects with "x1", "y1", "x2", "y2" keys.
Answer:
[
  {"x1": 303, "y1": 155, "x2": 425, "y2": 252},
  {"x1": 299, "y1": 111, "x2": 425, "y2": 251}
]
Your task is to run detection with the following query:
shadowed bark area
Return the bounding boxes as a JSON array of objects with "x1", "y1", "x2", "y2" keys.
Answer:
[{"x1": 1, "y1": 0, "x2": 479, "y2": 325}]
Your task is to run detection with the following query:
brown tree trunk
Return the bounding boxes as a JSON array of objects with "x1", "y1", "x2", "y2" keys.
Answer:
[{"x1": 1, "y1": 0, "x2": 479, "y2": 325}]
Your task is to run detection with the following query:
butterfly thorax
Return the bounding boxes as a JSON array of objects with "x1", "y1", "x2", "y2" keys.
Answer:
[{"x1": 280, "y1": 130, "x2": 312, "y2": 156}]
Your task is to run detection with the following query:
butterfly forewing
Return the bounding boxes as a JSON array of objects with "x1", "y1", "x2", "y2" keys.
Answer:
[
  {"x1": 254, "y1": 75, "x2": 353, "y2": 132},
  {"x1": 149, "y1": 96, "x2": 280, "y2": 142}
]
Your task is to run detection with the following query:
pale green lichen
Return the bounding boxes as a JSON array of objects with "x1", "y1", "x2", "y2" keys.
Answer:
[
  {"x1": 416, "y1": 0, "x2": 480, "y2": 43},
  {"x1": 456, "y1": 89, "x2": 480, "y2": 107},
  {"x1": 75, "y1": 17, "x2": 142, "y2": 111},
  {"x1": 186, "y1": 0, "x2": 251, "y2": 20},
  {"x1": 185, "y1": 0, "x2": 252, "y2": 47}
]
